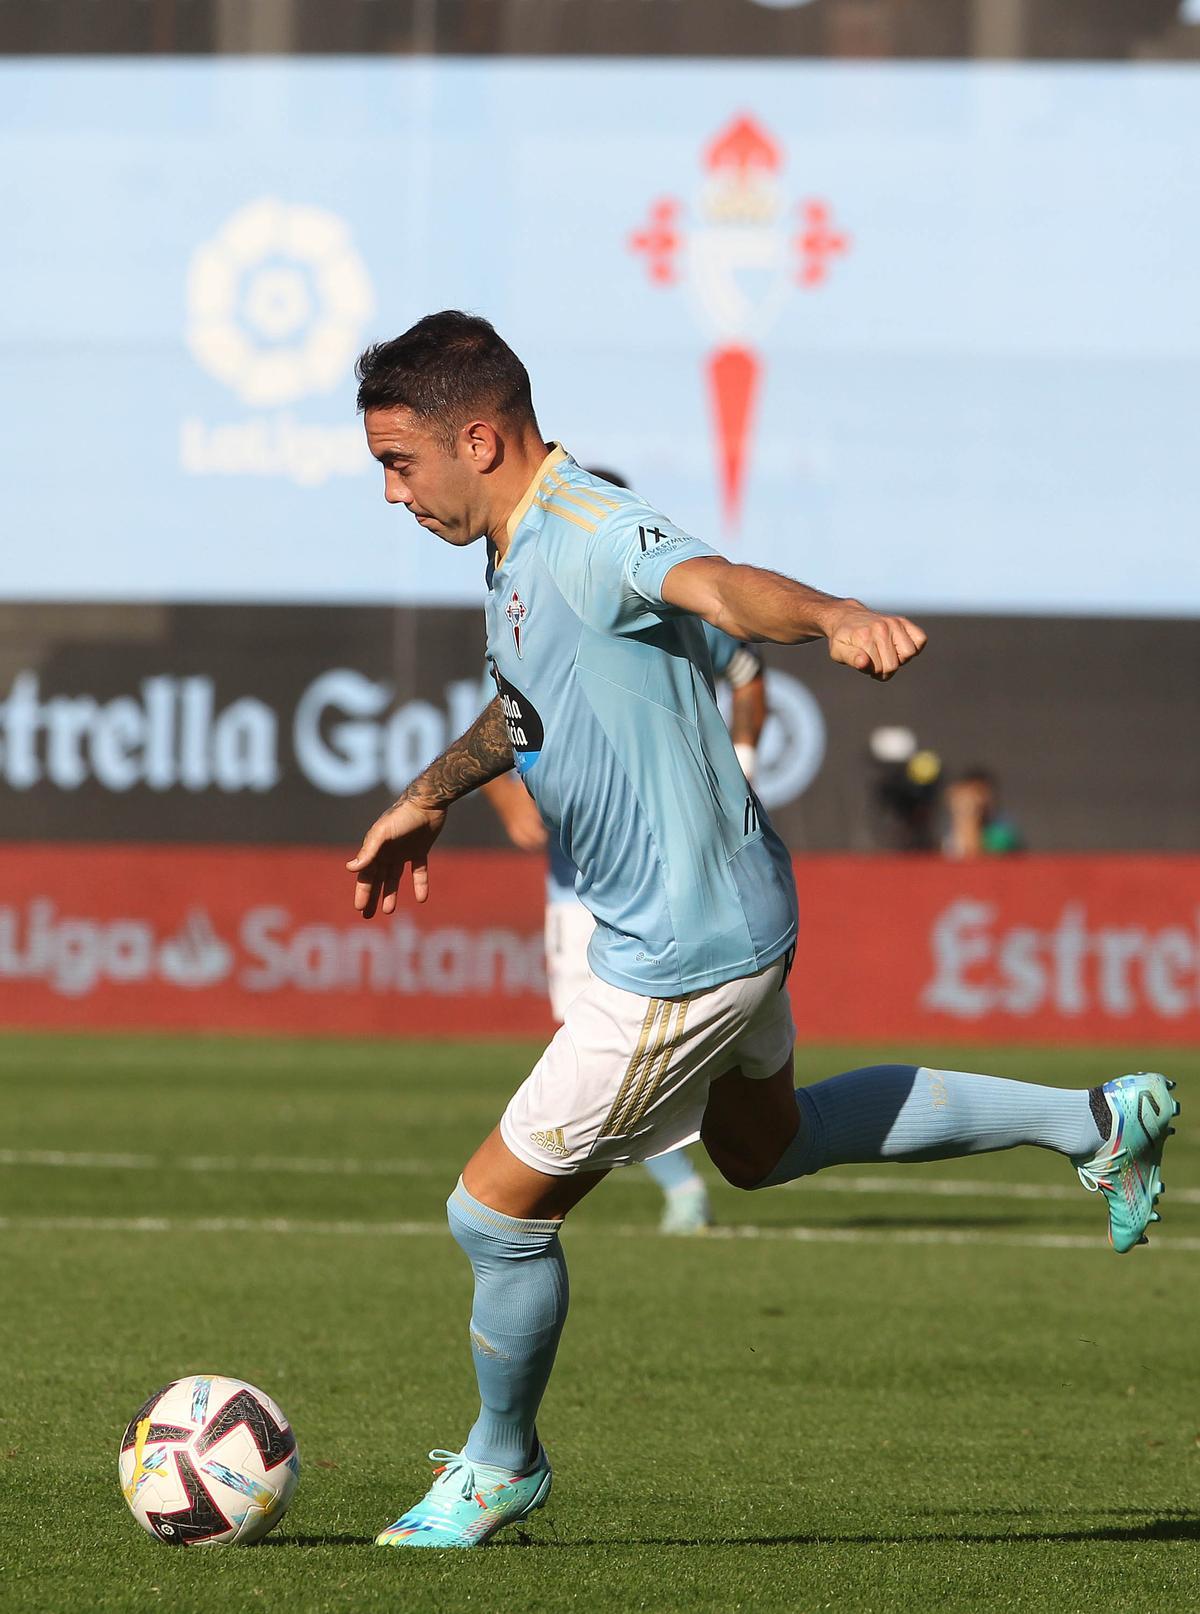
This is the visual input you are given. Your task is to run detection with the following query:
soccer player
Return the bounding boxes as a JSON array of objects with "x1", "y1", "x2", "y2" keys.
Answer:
[
  {"x1": 348, "y1": 312, "x2": 1177, "y2": 1549},
  {"x1": 484, "y1": 543, "x2": 767, "y2": 1235}
]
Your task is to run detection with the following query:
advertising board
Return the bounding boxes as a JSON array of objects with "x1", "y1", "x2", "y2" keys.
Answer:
[
  {"x1": 2, "y1": 605, "x2": 1195, "y2": 852},
  {"x1": 3, "y1": 847, "x2": 1196, "y2": 1046}
]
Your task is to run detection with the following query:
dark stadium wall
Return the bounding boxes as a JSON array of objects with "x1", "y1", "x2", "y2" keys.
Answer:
[
  {"x1": 0, "y1": 603, "x2": 1196, "y2": 854},
  {"x1": 0, "y1": 0, "x2": 1184, "y2": 63}
]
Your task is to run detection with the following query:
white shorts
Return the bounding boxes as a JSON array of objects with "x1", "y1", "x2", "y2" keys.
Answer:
[
  {"x1": 544, "y1": 898, "x2": 596, "y2": 1023},
  {"x1": 501, "y1": 952, "x2": 796, "y2": 1176}
]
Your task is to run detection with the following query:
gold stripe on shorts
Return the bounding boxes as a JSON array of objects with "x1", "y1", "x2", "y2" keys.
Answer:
[
  {"x1": 600, "y1": 998, "x2": 668, "y2": 1138},
  {"x1": 622, "y1": 999, "x2": 689, "y2": 1131},
  {"x1": 601, "y1": 997, "x2": 690, "y2": 1138}
]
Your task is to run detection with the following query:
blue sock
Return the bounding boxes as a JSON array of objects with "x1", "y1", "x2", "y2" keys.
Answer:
[
  {"x1": 447, "y1": 1179, "x2": 569, "y2": 1472},
  {"x1": 756, "y1": 1065, "x2": 1104, "y2": 1188},
  {"x1": 642, "y1": 1147, "x2": 703, "y2": 1194}
]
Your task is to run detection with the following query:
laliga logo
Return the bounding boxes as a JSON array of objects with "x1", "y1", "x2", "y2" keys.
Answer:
[
  {"x1": 186, "y1": 199, "x2": 374, "y2": 407},
  {"x1": 630, "y1": 115, "x2": 850, "y2": 531}
]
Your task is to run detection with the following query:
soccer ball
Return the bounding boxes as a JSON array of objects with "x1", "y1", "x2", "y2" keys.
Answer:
[{"x1": 118, "y1": 1374, "x2": 300, "y2": 1546}]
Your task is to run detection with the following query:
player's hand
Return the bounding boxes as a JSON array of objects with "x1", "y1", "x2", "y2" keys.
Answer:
[
  {"x1": 346, "y1": 798, "x2": 447, "y2": 917},
  {"x1": 826, "y1": 604, "x2": 927, "y2": 681}
]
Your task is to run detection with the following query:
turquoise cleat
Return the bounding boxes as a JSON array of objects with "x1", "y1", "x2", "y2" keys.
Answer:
[
  {"x1": 1073, "y1": 1073, "x2": 1179, "y2": 1253},
  {"x1": 375, "y1": 1445, "x2": 552, "y2": 1549}
]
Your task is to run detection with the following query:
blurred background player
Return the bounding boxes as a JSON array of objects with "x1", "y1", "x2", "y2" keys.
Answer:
[{"x1": 483, "y1": 468, "x2": 768, "y2": 1234}]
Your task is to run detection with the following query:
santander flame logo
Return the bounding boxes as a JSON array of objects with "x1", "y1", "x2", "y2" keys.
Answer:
[{"x1": 629, "y1": 114, "x2": 851, "y2": 531}]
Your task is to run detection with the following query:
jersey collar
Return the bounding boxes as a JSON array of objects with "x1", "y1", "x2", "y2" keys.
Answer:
[{"x1": 502, "y1": 443, "x2": 570, "y2": 552}]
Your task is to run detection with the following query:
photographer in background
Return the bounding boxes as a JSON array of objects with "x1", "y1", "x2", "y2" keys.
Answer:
[{"x1": 943, "y1": 766, "x2": 1023, "y2": 859}]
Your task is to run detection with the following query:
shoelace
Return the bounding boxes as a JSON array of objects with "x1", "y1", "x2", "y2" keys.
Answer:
[
  {"x1": 1078, "y1": 1146, "x2": 1145, "y2": 1198},
  {"x1": 1075, "y1": 1108, "x2": 1124, "y2": 1193},
  {"x1": 423, "y1": 1450, "x2": 494, "y2": 1511},
  {"x1": 1076, "y1": 1163, "x2": 1113, "y2": 1194}
]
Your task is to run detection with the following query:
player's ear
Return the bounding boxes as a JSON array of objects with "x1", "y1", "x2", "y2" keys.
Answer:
[{"x1": 460, "y1": 419, "x2": 500, "y2": 472}]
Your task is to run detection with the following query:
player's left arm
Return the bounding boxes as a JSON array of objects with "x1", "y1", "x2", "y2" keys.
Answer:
[
  {"x1": 662, "y1": 556, "x2": 926, "y2": 682},
  {"x1": 347, "y1": 696, "x2": 513, "y2": 917}
]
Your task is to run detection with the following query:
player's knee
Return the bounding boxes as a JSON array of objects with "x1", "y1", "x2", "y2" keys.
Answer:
[
  {"x1": 447, "y1": 1179, "x2": 492, "y2": 1260},
  {"x1": 446, "y1": 1186, "x2": 469, "y2": 1250},
  {"x1": 733, "y1": 1161, "x2": 776, "y2": 1191},
  {"x1": 705, "y1": 1121, "x2": 803, "y2": 1190},
  {"x1": 741, "y1": 1169, "x2": 776, "y2": 1191},
  {"x1": 709, "y1": 1150, "x2": 772, "y2": 1192}
]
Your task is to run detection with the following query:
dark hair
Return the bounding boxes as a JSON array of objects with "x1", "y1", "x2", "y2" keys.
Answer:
[{"x1": 355, "y1": 311, "x2": 536, "y2": 448}]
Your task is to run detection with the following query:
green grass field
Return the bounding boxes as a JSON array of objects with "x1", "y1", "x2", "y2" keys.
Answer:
[{"x1": 1, "y1": 1034, "x2": 1198, "y2": 1613}]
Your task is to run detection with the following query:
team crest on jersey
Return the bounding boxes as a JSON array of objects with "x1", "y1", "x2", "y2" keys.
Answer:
[{"x1": 505, "y1": 590, "x2": 528, "y2": 657}]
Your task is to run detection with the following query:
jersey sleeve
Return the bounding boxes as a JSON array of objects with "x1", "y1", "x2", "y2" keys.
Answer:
[{"x1": 581, "y1": 504, "x2": 720, "y2": 634}]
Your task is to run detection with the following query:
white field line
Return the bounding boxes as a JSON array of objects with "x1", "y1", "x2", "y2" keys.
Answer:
[
  {"x1": 2, "y1": 1148, "x2": 1197, "y2": 1208},
  {"x1": 0, "y1": 1216, "x2": 444, "y2": 1236},
  {"x1": 2, "y1": 1213, "x2": 1200, "y2": 1254},
  {"x1": 789, "y1": 1172, "x2": 1200, "y2": 1205},
  {"x1": 0, "y1": 1148, "x2": 438, "y2": 1177}
]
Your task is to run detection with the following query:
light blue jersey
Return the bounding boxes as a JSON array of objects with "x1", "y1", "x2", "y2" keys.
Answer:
[
  {"x1": 544, "y1": 621, "x2": 762, "y2": 905},
  {"x1": 484, "y1": 447, "x2": 796, "y2": 998}
]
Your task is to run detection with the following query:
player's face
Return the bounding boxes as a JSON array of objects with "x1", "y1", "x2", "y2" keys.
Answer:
[{"x1": 364, "y1": 406, "x2": 483, "y2": 547}]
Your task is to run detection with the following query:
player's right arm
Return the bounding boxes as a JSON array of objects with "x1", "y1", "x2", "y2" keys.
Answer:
[
  {"x1": 347, "y1": 696, "x2": 513, "y2": 917},
  {"x1": 592, "y1": 504, "x2": 925, "y2": 682},
  {"x1": 661, "y1": 556, "x2": 926, "y2": 682}
]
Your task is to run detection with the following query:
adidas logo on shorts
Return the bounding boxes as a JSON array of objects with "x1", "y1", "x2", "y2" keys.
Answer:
[{"x1": 530, "y1": 1126, "x2": 570, "y2": 1158}]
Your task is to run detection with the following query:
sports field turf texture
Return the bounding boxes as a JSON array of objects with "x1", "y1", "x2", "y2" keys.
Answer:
[{"x1": 2, "y1": 1034, "x2": 1197, "y2": 1613}]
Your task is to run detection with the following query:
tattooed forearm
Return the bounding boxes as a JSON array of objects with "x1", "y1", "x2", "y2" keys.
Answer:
[{"x1": 397, "y1": 697, "x2": 514, "y2": 811}]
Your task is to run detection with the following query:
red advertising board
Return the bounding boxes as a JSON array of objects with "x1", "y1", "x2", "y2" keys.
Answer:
[
  {"x1": 0, "y1": 846, "x2": 550, "y2": 1038},
  {"x1": 0, "y1": 846, "x2": 1197, "y2": 1045},
  {"x1": 789, "y1": 854, "x2": 1200, "y2": 1044}
]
